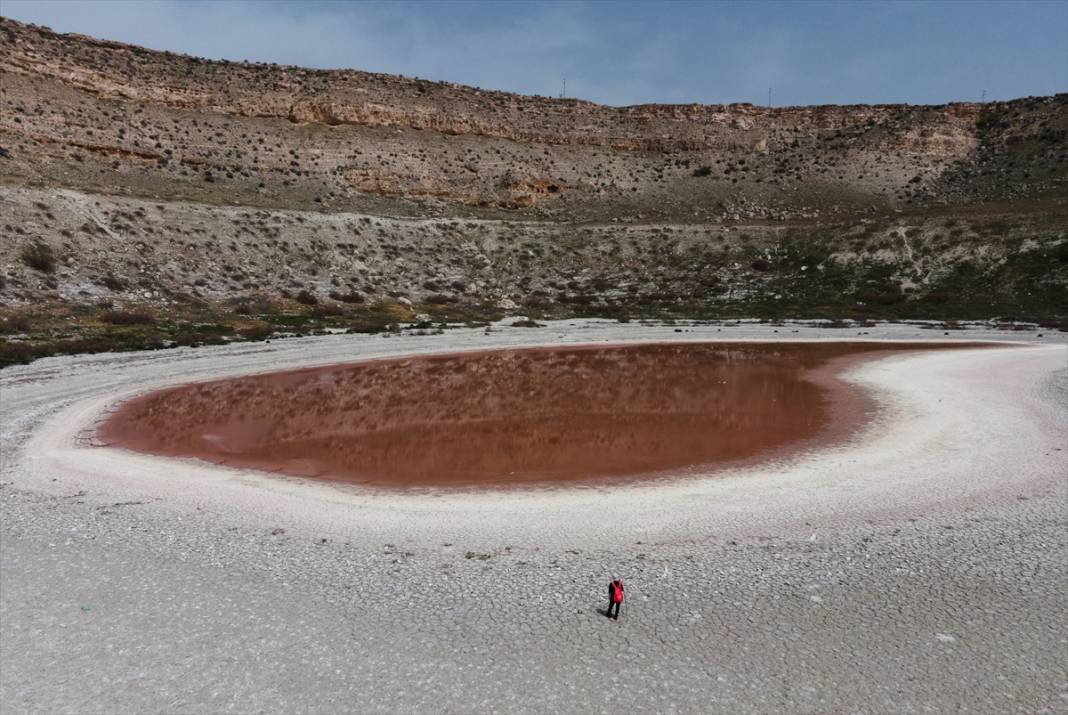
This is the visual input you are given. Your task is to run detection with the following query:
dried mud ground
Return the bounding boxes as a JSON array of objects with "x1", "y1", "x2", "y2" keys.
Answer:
[{"x1": 1, "y1": 321, "x2": 1066, "y2": 714}]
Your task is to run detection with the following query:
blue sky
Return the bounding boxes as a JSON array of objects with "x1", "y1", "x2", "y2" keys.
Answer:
[{"x1": 3, "y1": 0, "x2": 1066, "y2": 106}]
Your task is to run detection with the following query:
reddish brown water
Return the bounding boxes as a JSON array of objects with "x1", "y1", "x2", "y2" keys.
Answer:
[{"x1": 99, "y1": 342, "x2": 987, "y2": 489}]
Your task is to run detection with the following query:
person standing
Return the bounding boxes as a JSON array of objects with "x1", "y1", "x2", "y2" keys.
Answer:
[{"x1": 607, "y1": 578, "x2": 624, "y2": 619}]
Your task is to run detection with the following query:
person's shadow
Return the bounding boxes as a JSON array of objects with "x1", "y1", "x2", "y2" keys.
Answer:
[{"x1": 597, "y1": 607, "x2": 613, "y2": 618}]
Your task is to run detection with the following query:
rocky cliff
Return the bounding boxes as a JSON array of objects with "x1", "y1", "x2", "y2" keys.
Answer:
[{"x1": 1, "y1": 17, "x2": 1065, "y2": 364}]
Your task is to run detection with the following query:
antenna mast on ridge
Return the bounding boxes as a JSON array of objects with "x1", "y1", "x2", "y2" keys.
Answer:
[
  {"x1": 560, "y1": 77, "x2": 566, "y2": 99},
  {"x1": 768, "y1": 86, "x2": 772, "y2": 108}
]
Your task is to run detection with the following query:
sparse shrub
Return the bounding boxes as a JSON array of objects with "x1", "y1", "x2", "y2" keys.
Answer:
[
  {"x1": 0, "y1": 341, "x2": 37, "y2": 367},
  {"x1": 523, "y1": 295, "x2": 552, "y2": 308},
  {"x1": 20, "y1": 242, "x2": 56, "y2": 273},
  {"x1": 693, "y1": 166, "x2": 713, "y2": 177},
  {"x1": 295, "y1": 289, "x2": 318, "y2": 305},
  {"x1": 510, "y1": 319, "x2": 544, "y2": 328},
  {"x1": 311, "y1": 303, "x2": 344, "y2": 317},
  {"x1": 0, "y1": 315, "x2": 31, "y2": 333},
  {"x1": 228, "y1": 295, "x2": 276, "y2": 314},
  {"x1": 101, "y1": 309, "x2": 156, "y2": 325},
  {"x1": 329, "y1": 290, "x2": 365, "y2": 303},
  {"x1": 100, "y1": 275, "x2": 125, "y2": 291},
  {"x1": 983, "y1": 219, "x2": 1010, "y2": 235},
  {"x1": 238, "y1": 325, "x2": 274, "y2": 341},
  {"x1": 920, "y1": 291, "x2": 951, "y2": 304}
]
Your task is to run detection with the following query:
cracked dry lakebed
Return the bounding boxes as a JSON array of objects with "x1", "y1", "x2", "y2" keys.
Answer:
[{"x1": 97, "y1": 341, "x2": 995, "y2": 488}]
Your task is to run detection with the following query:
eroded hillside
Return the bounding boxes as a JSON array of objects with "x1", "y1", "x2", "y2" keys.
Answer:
[{"x1": 0, "y1": 17, "x2": 1065, "y2": 364}]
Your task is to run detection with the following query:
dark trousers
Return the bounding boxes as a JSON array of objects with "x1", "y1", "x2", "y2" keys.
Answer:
[{"x1": 607, "y1": 600, "x2": 621, "y2": 618}]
